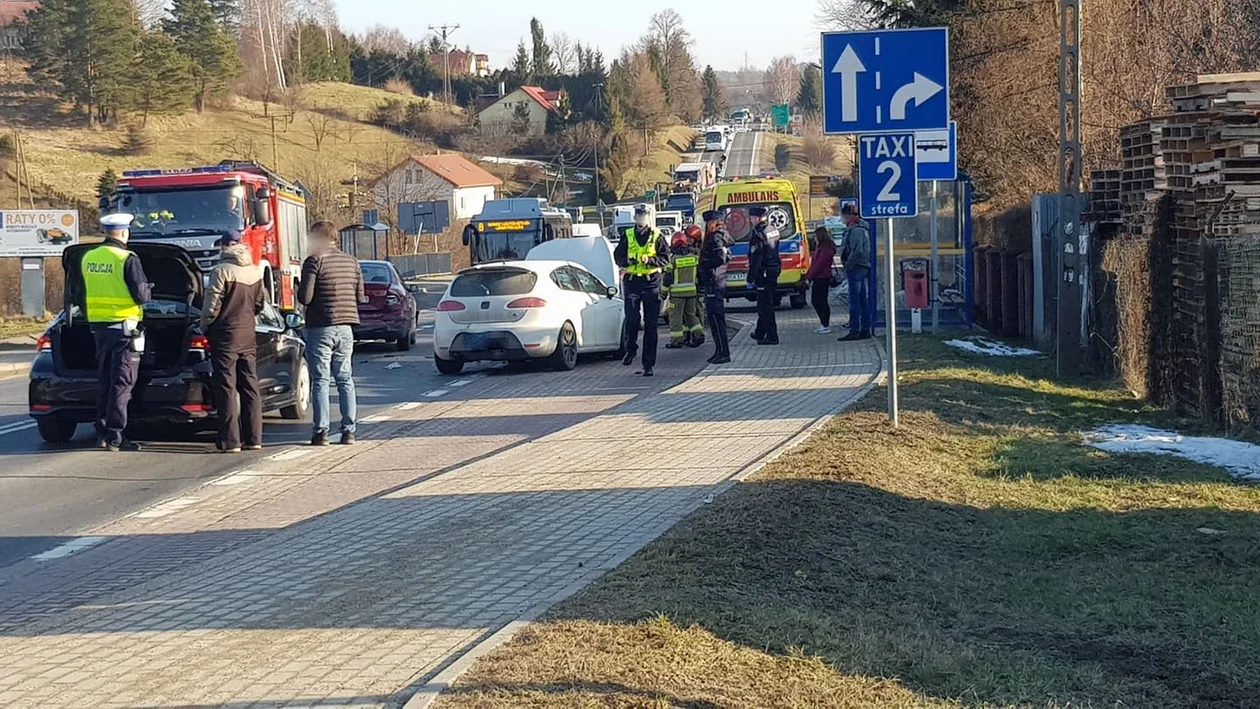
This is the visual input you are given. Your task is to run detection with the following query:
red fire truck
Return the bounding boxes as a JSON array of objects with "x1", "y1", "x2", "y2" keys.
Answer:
[{"x1": 103, "y1": 161, "x2": 309, "y2": 309}]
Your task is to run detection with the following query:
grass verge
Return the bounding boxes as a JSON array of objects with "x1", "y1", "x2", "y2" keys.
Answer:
[
  {"x1": 438, "y1": 335, "x2": 1260, "y2": 708},
  {"x1": 0, "y1": 317, "x2": 50, "y2": 341}
]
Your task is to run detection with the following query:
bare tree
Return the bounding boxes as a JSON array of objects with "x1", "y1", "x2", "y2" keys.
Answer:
[
  {"x1": 644, "y1": 10, "x2": 703, "y2": 123},
  {"x1": 241, "y1": 0, "x2": 291, "y2": 93},
  {"x1": 551, "y1": 32, "x2": 576, "y2": 75},
  {"x1": 816, "y1": 0, "x2": 878, "y2": 30},
  {"x1": 764, "y1": 56, "x2": 799, "y2": 106},
  {"x1": 361, "y1": 25, "x2": 411, "y2": 55},
  {"x1": 307, "y1": 114, "x2": 336, "y2": 151}
]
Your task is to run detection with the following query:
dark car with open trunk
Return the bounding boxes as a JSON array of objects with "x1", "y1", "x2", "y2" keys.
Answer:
[{"x1": 28, "y1": 242, "x2": 310, "y2": 444}]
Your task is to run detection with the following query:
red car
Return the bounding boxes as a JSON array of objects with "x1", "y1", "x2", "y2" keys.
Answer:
[{"x1": 354, "y1": 260, "x2": 419, "y2": 351}]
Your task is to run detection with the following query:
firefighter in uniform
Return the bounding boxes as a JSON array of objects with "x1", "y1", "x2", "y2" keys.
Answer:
[
  {"x1": 684, "y1": 224, "x2": 706, "y2": 328},
  {"x1": 664, "y1": 231, "x2": 704, "y2": 349},
  {"x1": 613, "y1": 204, "x2": 671, "y2": 377},
  {"x1": 699, "y1": 210, "x2": 733, "y2": 364},
  {"x1": 83, "y1": 214, "x2": 151, "y2": 451},
  {"x1": 748, "y1": 206, "x2": 782, "y2": 345}
]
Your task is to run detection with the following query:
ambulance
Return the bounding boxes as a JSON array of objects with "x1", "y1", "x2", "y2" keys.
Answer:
[{"x1": 711, "y1": 178, "x2": 811, "y2": 308}]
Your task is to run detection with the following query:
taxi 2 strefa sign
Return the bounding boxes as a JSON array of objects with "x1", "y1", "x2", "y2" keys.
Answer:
[{"x1": 0, "y1": 210, "x2": 80, "y2": 257}]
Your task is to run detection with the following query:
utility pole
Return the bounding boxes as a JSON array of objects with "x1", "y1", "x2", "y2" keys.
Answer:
[
  {"x1": 428, "y1": 24, "x2": 460, "y2": 108},
  {"x1": 1057, "y1": 0, "x2": 1083, "y2": 376},
  {"x1": 593, "y1": 82, "x2": 603, "y2": 222}
]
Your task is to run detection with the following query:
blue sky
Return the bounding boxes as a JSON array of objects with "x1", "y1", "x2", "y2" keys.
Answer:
[{"x1": 332, "y1": 0, "x2": 826, "y2": 72}]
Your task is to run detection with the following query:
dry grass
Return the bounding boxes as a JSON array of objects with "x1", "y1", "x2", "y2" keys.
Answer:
[
  {"x1": 0, "y1": 317, "x2": 50, "y2": 341},
  {"x1": 440, "y1": 336, "x2": 1260, "y2": 708},
  {"x1": 619, "y1": 125, "x2": 698, "y2": 201},
  {"x1": 383, "y1": 77, "x2": 415, "y2": 97},
  {"x1": 760, "y1": 132, "x2": 854, "y2": 212}
]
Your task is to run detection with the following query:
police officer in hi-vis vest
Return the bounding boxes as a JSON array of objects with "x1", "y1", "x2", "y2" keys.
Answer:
[
  {"x1": 613, "y1": 204, "x2": 671, "y2": 377},
  {"x1": 82, "y1": 214, "x2": 151, "y2": 451}
]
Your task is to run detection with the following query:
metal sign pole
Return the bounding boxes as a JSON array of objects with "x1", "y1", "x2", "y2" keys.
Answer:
[
  {"x1": 930, "y1": 180, "x2": 940, "y2": 332},
  {"x1": 885, "y1": 218, "x2": 899, "y2": 427}
]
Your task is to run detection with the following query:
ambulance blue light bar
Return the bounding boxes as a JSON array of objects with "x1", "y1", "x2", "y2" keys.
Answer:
[{"x1": 122, "y1": 166, "x2": 234, "y2": 178}]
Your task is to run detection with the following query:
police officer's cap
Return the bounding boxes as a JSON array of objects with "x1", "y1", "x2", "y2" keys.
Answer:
[
  {"x1": 748, "y1": 206, "x2": 768, "y2": 218},
  {"x1": 101, "y1": 213, "x2": 134, "y2": 231},
  {"x1": 701, "y1": 210, "x2": 722, "y2": 222},
  {"x1": 634, "y1": 203, "x2": 650, "y2": 215}
]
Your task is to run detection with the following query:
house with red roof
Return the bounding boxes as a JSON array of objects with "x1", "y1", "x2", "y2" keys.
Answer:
[
  {"x1": 370, "y1": 153, "x2": 504, "y2": 221},
  {"x1": 0, "y1": 1, "x2": 39, "y2": 51},
  {"x1": 476, "y1": 85, "x2": 568, "y2": 137}
]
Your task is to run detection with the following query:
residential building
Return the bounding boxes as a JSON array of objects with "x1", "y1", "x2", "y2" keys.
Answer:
[
  {"x1": 476, "y1": 86, "x2": 567, "y2": 137},
  {"x1": 426, "y1": 49, "x2": 489, "y2": 78},
  {"x1": 371, "y1": 153, "x2": 504, "y2": 222},
  {"x1": 0, "y1": 1, "x2": 38, "y2": 52}
]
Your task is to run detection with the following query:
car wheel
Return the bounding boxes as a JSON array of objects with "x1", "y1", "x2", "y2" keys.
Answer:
[
  {"x1": 36, "y1": 417, "x2": 76, "y2": 444},
  {"x1": 396, "y1": 333, "x2": 412, "y2": 351},
  {"x1": 790, "y1": 292, "x2": 808, "y2": 310},
  {"x1": 548, "y1": 322, "x2": 579, "y2": 372},
  {"x1": 280, "y1": 358, "x2": 311, "y2": 420},
  {"x1": 435, "y1": 355, "x2": 464, "y2": 375},
  {"x1": 409, "y1": 323, "x2": 418, "y2": 345}
]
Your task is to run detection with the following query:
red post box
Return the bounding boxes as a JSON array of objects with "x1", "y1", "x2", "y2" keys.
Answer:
[{"x1": 901, "y1": 258, "x2": 930, "y2": 310}]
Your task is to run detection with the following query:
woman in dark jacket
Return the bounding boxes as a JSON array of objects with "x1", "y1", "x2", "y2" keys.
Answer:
[{"x1": 805, "y1": 226, "x2": 838, "y2": 334}]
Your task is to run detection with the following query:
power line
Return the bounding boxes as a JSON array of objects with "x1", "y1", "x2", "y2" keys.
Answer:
[{"x1": 428, "y1": 24, "x2": 461, "y2": 108}]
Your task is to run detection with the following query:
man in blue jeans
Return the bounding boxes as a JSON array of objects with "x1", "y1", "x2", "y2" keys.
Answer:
[
  {"x1": 298, "y1": 221, "x2": 364, "y2": 446},
  {"x1": 839, "y1": 203, "x2": 873, "y2": 341}
]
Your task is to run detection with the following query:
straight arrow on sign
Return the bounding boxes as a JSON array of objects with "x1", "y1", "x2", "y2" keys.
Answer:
[
  {"x1": 832, "y1": 45, "x2": 866, "y2": 123},
  {"x1": 890, "y1": 72, "x2": 944, "y2": 121}
]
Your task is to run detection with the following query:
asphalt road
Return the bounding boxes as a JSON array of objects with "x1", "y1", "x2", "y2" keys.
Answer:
[
  {"x1": 0, "y1": 280, "x2": 450, "y2": 568},
  {"x1": 726, "y1": 130, "x2": 762, "y2": 178}
]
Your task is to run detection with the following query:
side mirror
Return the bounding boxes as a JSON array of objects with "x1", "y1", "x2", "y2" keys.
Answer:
[
  {"x1": 462, "y1": 224, "x2": 476, "y2": 247},
  {"x1": 253, "y1": 199, "x2": 272, "y2": 228},
  {"x1": 606, "y1": 286, "x2": 619, "y2": 298},
  {"x1": 405, "y1": 283, "x2": 422, "y2": 294},
  {"x1": 283, "y1": 311, "x2": 304, "y2": 330}
]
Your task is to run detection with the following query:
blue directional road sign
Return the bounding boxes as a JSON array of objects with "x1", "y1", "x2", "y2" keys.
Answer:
[
  {"x1": 859, "y1": 133, "x2": 918, "y2": 219},
  {"x1": 821, "y1": 28, "x2": 950, "y2": 135},
  {"x1": 916, "y1": 121, "x2": 957, "y2": 181}
]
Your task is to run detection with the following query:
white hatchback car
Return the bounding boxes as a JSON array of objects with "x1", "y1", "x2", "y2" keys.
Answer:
[{"x1": 432, "y1": 239, "x2": 625, "y2": 375}]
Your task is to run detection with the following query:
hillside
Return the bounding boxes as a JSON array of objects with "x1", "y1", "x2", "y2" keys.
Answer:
[{"x1": 0, "y1": 61, "x2": 450, "y2": 222}]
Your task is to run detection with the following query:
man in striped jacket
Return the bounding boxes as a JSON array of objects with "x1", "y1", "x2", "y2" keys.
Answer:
[{"x1": 298, "y1": 221, "x2": 365, "y2": 447}]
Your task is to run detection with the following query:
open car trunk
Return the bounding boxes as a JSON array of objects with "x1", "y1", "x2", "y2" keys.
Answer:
[{"x1": 57, "y1": 243, "x2": 204, "y2": 376}]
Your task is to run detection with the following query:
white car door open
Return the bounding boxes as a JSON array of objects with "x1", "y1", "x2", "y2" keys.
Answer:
[
  {"x1": 552, "y1": 266, "x2": 600, "y2": 348},
  {"x1": 572, "y1": 267, "x2": 618, "y2": 349}
]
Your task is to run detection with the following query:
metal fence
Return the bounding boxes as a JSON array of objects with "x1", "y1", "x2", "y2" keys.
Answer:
[{"x1": 389, "y1": 253, "x2": 452, "y2": 279}]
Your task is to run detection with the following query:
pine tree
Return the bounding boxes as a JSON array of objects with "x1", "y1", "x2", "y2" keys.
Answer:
[
  {"x1": 796, "y1": 64, "x2": 822, "y2": 116},
  {"x1": 529, "y1": 18, "x2": 553, "y2": 78},
  {"x1": 26, "y1": 0, "x2": 141, "y2": 126},
  {"x1": 427, "y1": 36, "x2": 444, "y2": 55},
  {"x1": 127, "y1": 30, "x2": 196, "y2": 126},
  {"x1": 97, "y1": 169, "x2": 118, "y2": 200},
  {"x1": 166, "y1": 0, "x2": 242, "y2": 112},
  {"x1": 207, "y1": 0, "x2": 240, "y2": 30},
  {"x1": 700, "y1": 66, "x2": 728, "y2": 120},
  {"x1": 511, "y1": 41, "x2": 531, "y2": 85},
  {"x1": 600, "y1": 96, "x2": 631, "y2": 203}
]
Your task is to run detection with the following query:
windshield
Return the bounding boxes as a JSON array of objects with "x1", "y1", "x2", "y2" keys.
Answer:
[
  {"x1": 472, "y1": 228, "x2": 542, "y2": 264},
  {"x1": 361, "y1": 262, "x2": 394, "y2": 284},
  {"x1": 706, "y1": 131, "x2": 723, "y2": 142},
  {"x1": 451, "y1": 270, "x2": 538, "y2": 297},
  {"x1": 719, "y1": 202, "x2": 799, "y2": 242},
  {"x1": 666, "y1": 196, "x2": 693, "y2": 209},
  {"x1": 119, "y1": 186, "x2": 245, "y2": 237}
]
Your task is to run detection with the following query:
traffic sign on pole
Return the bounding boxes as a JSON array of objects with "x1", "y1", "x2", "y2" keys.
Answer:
[
  {"x1": 821, "y1": 28, "x2": 950, "y2": 135},
  {"x1": 916, "y1": 121, "x2": 957, "y2": 181},
  {"x1": 858, "y1": 133, "x2": 918, "y2": 219}
]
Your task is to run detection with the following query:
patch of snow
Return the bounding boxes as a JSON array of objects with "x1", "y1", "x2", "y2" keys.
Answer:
[
  {"x1": 480, "y1": 156, "x2": 547, "y2": 168},
  {"x1": 1085, "y1": 424, "x2": 1260, "y2": 481},
  {"x1": 944, "y1": 336, "x2": 1042, "y2": 357}
]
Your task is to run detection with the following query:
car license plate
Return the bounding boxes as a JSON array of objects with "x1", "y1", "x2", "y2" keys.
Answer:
[
  {"x1": 464, "y1": 333, "x2": 488, "y2": 350},
  {"x1": 727, "y1": 272, "x2": 747, "y2": 283}
]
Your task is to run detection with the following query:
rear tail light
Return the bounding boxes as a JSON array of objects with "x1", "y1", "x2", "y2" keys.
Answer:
[
  {"x1": 181, "y1": 403, "x2": 212, "y2": 413},
  {"x1": 506, "y1": 297, "x2": 547, "y2": 309},
  {"x1": 36, "y1": 334, "x2": 51, "y2": 353},
  {"x1": 189, "y1": 335, "x2": 210, "y2": 352},
  {"x1": 437, "y1": 300, "x2": 466, "y2": 312}
]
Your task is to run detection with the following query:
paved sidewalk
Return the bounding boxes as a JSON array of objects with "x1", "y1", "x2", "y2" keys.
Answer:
[{"x1": 0, "y1": 309, "x2": 880, "y2": 708}]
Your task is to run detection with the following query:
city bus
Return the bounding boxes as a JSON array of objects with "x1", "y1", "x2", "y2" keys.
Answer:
[
  {"x1": 462, "y1": 198, "x2": 573, "y2": 265},
  {"x1": 711, "y1": 178, "x2": 812, "y2": 308}
]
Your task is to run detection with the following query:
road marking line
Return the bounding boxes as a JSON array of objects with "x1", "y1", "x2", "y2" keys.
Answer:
[
  {"x1": 133, "y1": 497, "x2": 199, "y2": 519},
  {"x1": 450, "y1": 380, "x2": 471, "y2": 387},
  {"x1": 31, "y1": 536, "x2": 108, "y2": 561},
  {"x1": 423, "y1": 389, "x2": 448, "y2": 397},
  {"x1": 209, "y1": 471, "x2": 261, "y2": 487},
  {"x1": 396, "y1": 402, "x2": 422, "y2": 411},
  {"x1": 0, "y1": 421, "x2": 36, "y2": 436},
  {"x1": 361, "y1": 414, "x2": 392, "y2": 423},
  {"x1": 269, "y1": 448, "x2": 315, "y2": 461}
]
